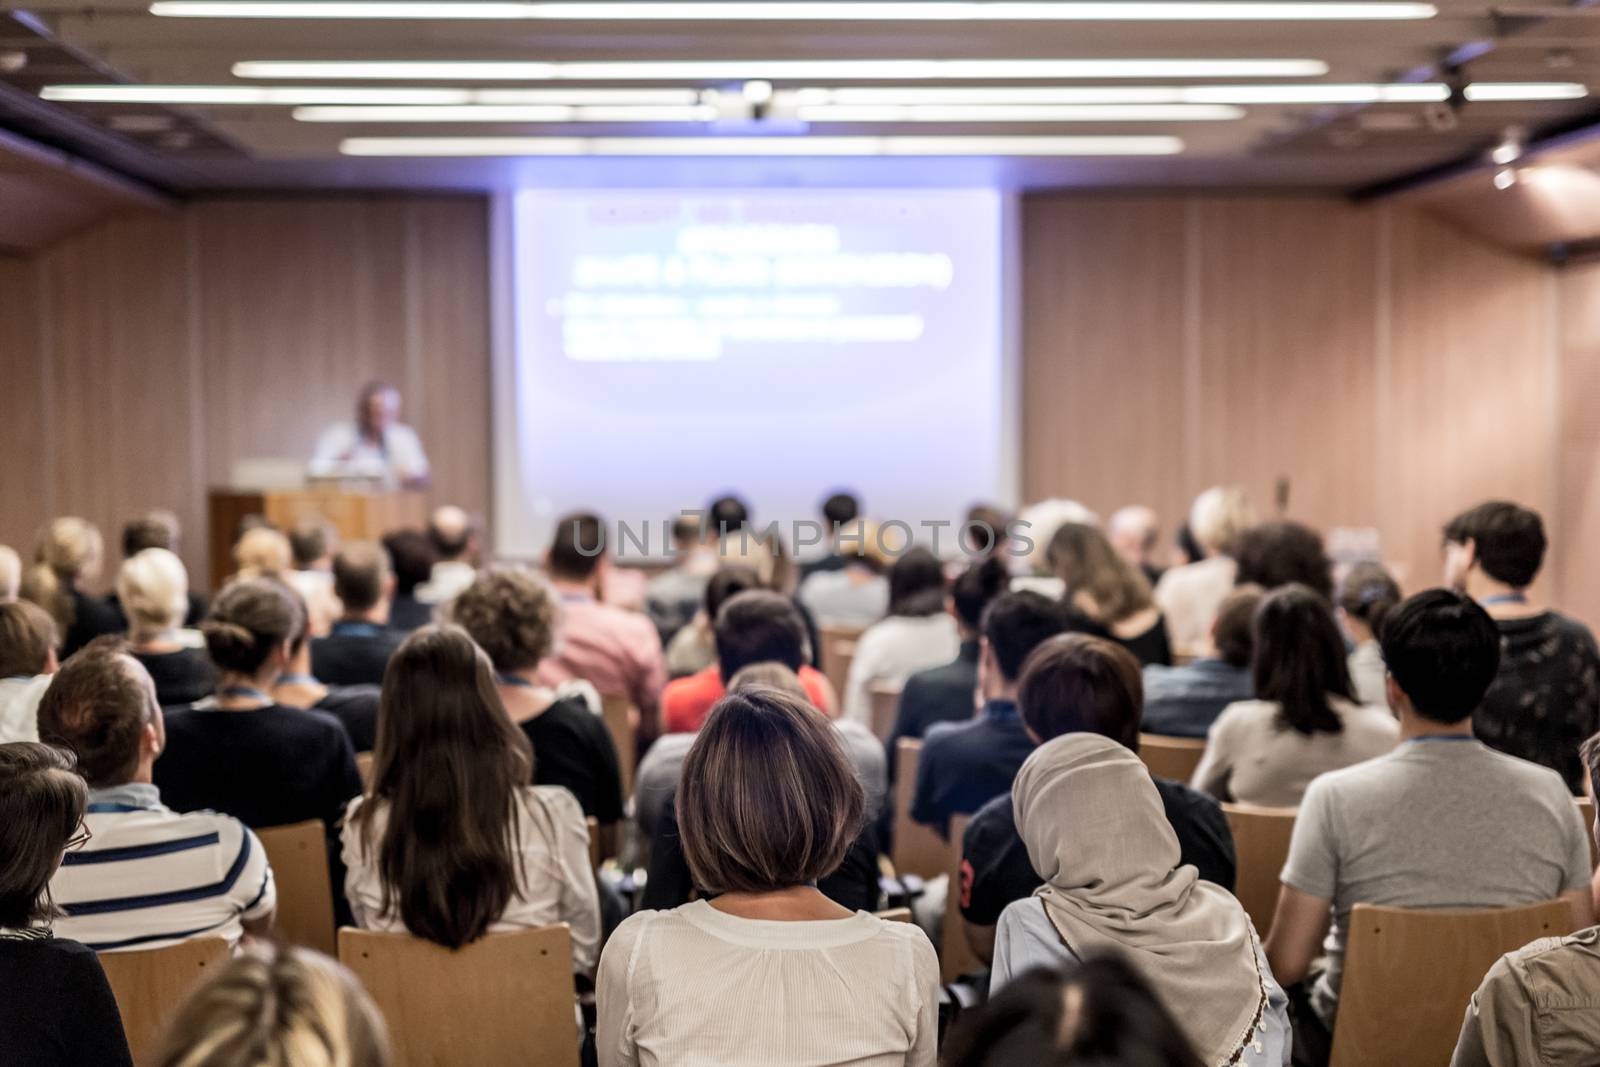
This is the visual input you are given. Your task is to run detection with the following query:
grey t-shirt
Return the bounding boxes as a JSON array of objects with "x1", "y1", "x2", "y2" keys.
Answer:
[{"x1": 1281, "y1": 738, "x2": 1591, "y2": 1028}]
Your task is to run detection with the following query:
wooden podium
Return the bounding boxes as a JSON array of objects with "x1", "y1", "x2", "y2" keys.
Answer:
[{"x1": 208, "y1": 487, "x2": 427, "y2": 591}]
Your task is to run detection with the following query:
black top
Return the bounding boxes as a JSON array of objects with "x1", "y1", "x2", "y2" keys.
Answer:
[
  {"x1": 136, "y1": 648, "x2": 217, "y2": 708},
  {"x1": 885, "y1": 639, "x2": 981, "y2": 781},
  {"x1": 60, "y1": 590, "x2": 125, "y2": 660},
  {"x1": 910, "y1": 699, "x2": 1035, "y2": 837},
  {"x1": 1474, "y1": 611, "x2": 1600, "y2": 793},
  {"x1": 386, "y1": 594, "x2": 434, "y2": 633},
  {"x1": 520, "y1": 696, "x2": 626, "y2": 824},
  {"x1": 155, "y1": 703, "x2": 362, "y2": 831},
  {"x1": 958, "y1": 776, "x2": 1237, "y2": 927},
  {"x1": 1114, "y1": 615, "x2": 1174, "y2": 668},
  {"x1": 0, "y1": 937, "x2": 133, "y2": 1067},
  {"x1": 313, "y1": 685, "x2": 383, "y2": 753},
  {"x1": 104, "y1": 591, "x2": 208, "y2": 633},
  {"x1": 310, "y1": 621, "x2": 406, "y2": 687},
  {"x1": 798, "y1": 552, "x2": 850, "y2": 583}
]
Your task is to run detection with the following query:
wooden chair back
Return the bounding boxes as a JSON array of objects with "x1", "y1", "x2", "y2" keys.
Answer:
[
  {"x1": 1137, "y1": 733, "x2": 1207, "y2": 783},
  {"x1": 892, "y1": 739, "x2": 949, "y2": 881},
  {"x1": 255, "y1": 819, "x2": 337, "y2": 955},
  {"x1": 1329, "y1": 900, "x2": 1575, "y2": 1067},
  {"x1": 599, "y1": 694, "x2": 637, "y2": 796},
  {"x1": 585, "y1": 816, "x2": 601, "y2": 870},
  {"x1": 98, "y1": 937, "x2": 230, "y2": 1066},
  {"x1": 874, "y1": 907, "x2": 914, "y2": 923},
  {"x1": 941, "y1": 813, "x2": 984, "y2": 983},
  {"x1": 356, "y1": 750, "x2": 375, "y2": 789},
  {"x1": 339, "y1": 925, "x2": 580, "y2": 1067},
  {"x1": 1220, "y1": 803, "x2": 1298, "y2": 938},
  {"x1": 1577, "y1": 796, "x2": 1596, "y2": 868},
  {"x1": 818, "y1": 624, "x2": 863, "y2": 700},
  {"x1": 868, "y1": 680, "x2": 903, "y2": 743}
]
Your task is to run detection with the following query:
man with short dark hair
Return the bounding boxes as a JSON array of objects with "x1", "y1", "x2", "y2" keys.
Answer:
[
  {"x1": 381, "y1": 529, "x2": 437, "y2": 632},
  {"x1": 1444, "y1": 500, "x2": 1600, "y2": 792},
  {"x1": 799, "y1": 491, "x2": 862, "y2": 581},
  {"x1": 535, "y1": 512, "x2": 667, "y2": 732},
  {"x1": 0, "y1": 601, "x2": 57, "y2": 743},
  {"x1": 310, "y1": 541, "x2": 404, "y2": 686},
  {"x1": 910, "y1": 591, "x2": 1067, "y2": 837},
  {"x1": 1140, "y1": 585, "x2": 1261, "y2": 737},
  {"x1": 958, "y1": 631, "x2": 1237, "y2": 964},
  {"x1": 1266, "y1": 588, "x2": 1592, "y2": 1066},
  {"x1": 645, "y1": 511, "x2": 718, "y2": 645}
]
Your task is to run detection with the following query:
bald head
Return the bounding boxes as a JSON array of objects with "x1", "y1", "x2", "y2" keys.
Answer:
[
  {"x1": 0, "y1": 545, "x2": 19, "y2": 602},
  {"x1": 428, "y1": 506, "x2": 476, "y2": 563},
  {"x1": 1108, "y1": 506, "x2": 1160, "y2": 568}
]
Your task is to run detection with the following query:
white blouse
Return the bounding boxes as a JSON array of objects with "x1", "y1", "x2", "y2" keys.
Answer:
[
  {"x1": 841, "y1": 614, "x2": 961, "y2": 726},
  {"x1": 597, "y1": 900, "x2": 940, "y2": 1067},
  {"x1": 341, "y1": 785, "x2": 601, "y2": 974}
]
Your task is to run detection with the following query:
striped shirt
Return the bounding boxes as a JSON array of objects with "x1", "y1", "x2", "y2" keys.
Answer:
[{"x1": 50, "y1": 783, "x2": 276, "y2": 952}]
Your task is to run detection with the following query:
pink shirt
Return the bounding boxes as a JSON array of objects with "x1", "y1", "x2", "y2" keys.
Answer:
[{"x1": 536, "y1": 587, "x2": 667, "y2": 726}]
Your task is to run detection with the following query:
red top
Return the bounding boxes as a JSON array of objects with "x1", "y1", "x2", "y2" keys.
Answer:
[{"x1": 661, "y1": 664, "x2": 834, "y2": 735}]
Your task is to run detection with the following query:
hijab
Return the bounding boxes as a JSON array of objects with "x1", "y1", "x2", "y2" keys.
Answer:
[{"x1": 1012, "y1": 733, "x2": 1267, "y2": 1066}]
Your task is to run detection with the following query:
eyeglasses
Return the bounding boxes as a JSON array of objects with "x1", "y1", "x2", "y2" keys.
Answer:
[{"x1": 64, "y1": 825, "x2": 93, "y2": 853}]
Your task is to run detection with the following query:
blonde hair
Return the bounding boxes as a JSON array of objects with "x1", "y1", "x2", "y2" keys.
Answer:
[
  {"x1": 22, "y1": 518, "x2": 104, "y2": 631},
  {"x1": 118, "y1": 549, "x2": 190, "y2": 640},
  {"x1": 233, "y1": 527, "x2": 293, "y2": 578},
  {"x1": 0, "y1": 545, "x2": 19, "y2": 602},
  {"x1": 155, "y1": 943, "x2": 390, "y2": 1067},
  {"x1": 1047, "y1": 523, "x2": 1153, "y2": 624},
  {"x1": 1188, "y1": 487, "x2": 1255, "y2": 558}
]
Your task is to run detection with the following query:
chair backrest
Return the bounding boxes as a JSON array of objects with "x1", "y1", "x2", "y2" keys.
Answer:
[
  {"x1": 1576, "y1": 796, "x2": 1596, "y2": 868},
  {"x1": 818, "y1": 624, "x2": 863, "y2": 699},
  {"x1": 356, "y1": 751, "x2": 375, "y2": 790},
  {"x1": 585, "y1": 816, "x2": 601, "y2": 870},
  {"x1": 868, "y1": 680, "x2": 903, "y2": 743},
  {"x1": 892, "y1": 738, "x2": 949, "y2": 880},
  {"x1": 599, "y1": 693, "x2": 637, "y2": 796},
  {"x1": 98, "y1": 937, "x2": 230, "y2": 1067},
  {"x1": 1329, "y1": 900, "x2": 1575, "y2": 1067},
  {"x1": 254, "y1": 819, "x2": 337, "y2": 956},
  {"x1": 339, "y1": 925, "x2": 580, "y2": 1067},
  {"x1": 1220, "y1": 803, "x2": 1297, "y2": 938},
  {"x1": 875, "y1": 907, "x2": 914, "y2": 923},
  {"x1": 1137, "y1": 733, "x2": 1207, "y2": 783},
  {"x1": 941, "y1": 813, "x2": 984, "y2": 983}
]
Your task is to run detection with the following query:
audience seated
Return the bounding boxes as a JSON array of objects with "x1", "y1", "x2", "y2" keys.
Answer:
[
  {"x1": 598, "y1": 685, "x2": 939, "y2": 1066},
  {"x1": 959, "y1": 634, "x2": 1236, "y2": 962},
  {"x1": 663, "y1": 583, "x2": 837, "y2": 734},
  {"x1": 285, "y1": 517, "x2": 342, "y2": 638},
  {"x1": 1191, "y1": 584, "x2": 1398, "y2": 807},
  {"x1": 1444, "y1": 501, "x2": 1600, "y2": 793},
  {"x1": 534, "y1": 512, "x2": 668, "y2": 734},
  {"x1": 990, "y1": 732, "x2": 1292, "y2": 1066},
  {"x1": 943, "y1": 957, "x2": 1204, "y2": 1067},
  {"x1": 0, "y1": 600, "x2": 57, "y2": 742},
  {"x1": 270, "y1": 586, "x2": 381, "y2": 753},
  {"x1": 0, "y1": 544, "x2": 20, "y2": 601},
  {"x1": 38, "y1": 642, "x2": 276, "y2": 951},
  {"x1": 797, "y1": 518, "x2": 893, "y2": 629},
  {"x1": 154, "y1": 941, "x2": 390, "y2": 1067},
  {"x1": 158, "y1": 579, "x2": 361, "y2": 832},
  {"x1": 1154, "y1": 486, "x2": 1255, "y2": 659},
  {"x1": 842, "y1": 546, "x2": 961, "y2": 723},
  {"x1": 344, "y1": 625, "x2": 601, "y2": 972},
  {"x1": 1336, "y1": 561, "x2": 1401, "y2": 709},
  {"x1": 1108, "y1": 504, "x2": 1166, "y2": 588},
  {"x1": 1141, "y1": 585, "x2": 1261, "y2": 738},
  {"x1": 0, "y1": 742, "x2": 133, "y2": 1067},
  {"x1": 1265, "y1": 588, "x2": 1592, "y2": 1066},
  {"x1": 1451, "y1": 730, "x2": 1600, "y2": 1067},
  {"x1": 119, "y1": 549, "x2": 216, "y2": 707},
  {"x1": 884, "y1": 556, "x2": 1008, "y2": 781},
  {"x1": 1011, "y1": 498, "x2": 1098, "y2": 590},
  {"x1": 380, "y1": 529, "x2": 436, "y2": 633},
  {"x1": 1048, "y1": 522, "x2": 1172, "y2": 666},
  {"x1": 449, "y1": 569, "x2": 624, "y2": 827},
  {"x1": 911, "y1": 591, "x2": 1067, "y2": 837},
  {"x1": 22, "y1": 516, "x2": 122, "y2": 660},
  {"x1": 108, "y1": 511, "x2": 207, "y2": 628},
  {"x1": 798, "y1": 490, "x2": 862, "y2": 581},
  {"x1": 232, "y1": 525, "x2": 293, "y2": 579},
  {"x1": 664, "y1": 564, "x2": 760, "y2": 680},
  {"x1": 644, "y1": 513, "x2": 718, "y2": 646},
  {"x1": 1233, "y1": 520, "x2": 1334, "y2": 599},
  {"x1": 417, "y1": 504, "x2": 479, "y2": 606},
  {"x1": 310, "y1": 542, "x2": 405, "y2": 687}
]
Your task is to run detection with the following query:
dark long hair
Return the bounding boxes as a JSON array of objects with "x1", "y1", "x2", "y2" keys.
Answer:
[
  {"x1": 887, "y1": 547, "x2": 946, "y2": 618},
  {"x1": 353, "y1": 625, "x2": 534, "y2": 949},
  {"x1": 1253, "y1": 584, "x2": 1355, "y2": 736}
]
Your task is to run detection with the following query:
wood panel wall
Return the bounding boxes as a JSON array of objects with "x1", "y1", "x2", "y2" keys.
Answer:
[{"x1": 0, "y1": 197, "x2": 490, "y2": 591}]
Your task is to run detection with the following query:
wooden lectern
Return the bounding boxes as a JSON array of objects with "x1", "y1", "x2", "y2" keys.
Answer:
[{"x1": 208, "y1": 487, "x2": 427, "y2": 592}]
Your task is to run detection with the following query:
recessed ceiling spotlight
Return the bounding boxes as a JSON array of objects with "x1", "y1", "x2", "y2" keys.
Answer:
[
  {"x1": 1493, "y1": 167, "x2": 1517, "y2": 190},
  {"x1": 1489, "y1": 127, "x2": 1524, "y2": 166},
  {"x1": 0, "y1": 50, "x2": 27, "y2": 74}
]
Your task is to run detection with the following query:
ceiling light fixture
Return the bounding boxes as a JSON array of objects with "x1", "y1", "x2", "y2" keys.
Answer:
[
  {"x1": 40, "y1": 84, "x2": 475, "y2": 104},
  {"x1": 154, "y1": 1, "x2": 1437, "y2": 20},
  {"x1": 1493, "y1": 167, "x2": 1517, "y2": 189},
  {"x1": 339, "y1": 133, "x2": 1185, "y2": 155},
  {"x1": 794, "y1": 102, "x2": 1244, "y2": 121},
  {"x1": 1464, "y1": 81, "x2": 1587, "y2": 101},
  {"x1": 1489, "y1": 127, "x2": 1524, "y2": 166},
  {"x1": 294, "y1": 103, "x2": 720, "y2": 121}
]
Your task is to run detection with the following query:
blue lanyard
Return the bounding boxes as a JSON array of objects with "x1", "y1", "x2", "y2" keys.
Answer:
[
  {"x1": 219, "y1": 685, "x2": 272, "y2": 704},
  {"x1": 1481, "y1": 593, "x2": 1528, "y2": 606},
  {"x1": 277, "y1": 673, "x2": 318, "y2": 686},
  {"x1": 333, "y1": 622, "x2": 383, "y2": 638},
  {"x1": 496, "y1": 673, "x2": 535, "y2": 688}
]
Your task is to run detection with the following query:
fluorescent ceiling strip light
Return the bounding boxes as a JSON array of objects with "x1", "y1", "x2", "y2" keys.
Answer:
[
  {"x1": 340, "y1": 133, "x2": 1184, "y2": 155},
  {"x1": 793, "y1": 82, "x2": 1586, "y2": 104},
  {"x1": 1464, "y1": 82, "x2": 1588, "y2": 101},
  {"x1": 155, "y1": 1, "x2": 1436, "y2": 20},
  {"x1": 234, "y1": 58, "x2": 1331, "y2": 80},
  {"x1": 40, "y1": 84, "x2": 474, "y2": 104},
  {"x1": 794, "y1": 102, "x2": 1244, "y2": 120},
  {"x1": 295, "y1": 103, "x2": 719, "y2": 120}
]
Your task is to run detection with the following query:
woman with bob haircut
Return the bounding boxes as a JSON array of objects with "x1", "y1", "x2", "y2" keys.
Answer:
[
  {"x1": 0, "y1": 742, "x2": 133, "y2": 1066},
  {"x1": 342, "y1": 625, "x2": 600, "y2": 972},
  {"x1": 1191, "y1": 583, "x2": 1399, "y2": 807},
  {"x1": 597, "y1": 685, "x2": 939, "y2": 1066},
  {"x1": 119, "y1": 548, "x2": 216, "y2": 707}
]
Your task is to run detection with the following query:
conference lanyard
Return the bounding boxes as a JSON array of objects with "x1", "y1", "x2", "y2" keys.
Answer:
[
  {"x1": 496, "y1": 674, "x2": 535, "y2": 688},
  {"x1": 219, "y1": 685, "x2": 273, "y2": 704},
  {"x1": 1481, "y1": 593, "x2": 1528, "y2": 606}
]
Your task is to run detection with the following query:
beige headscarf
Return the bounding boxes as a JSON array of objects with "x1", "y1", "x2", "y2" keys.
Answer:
[{"x1": 1013, "y1": 733, "x2": 1267, "y2": 1067}]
